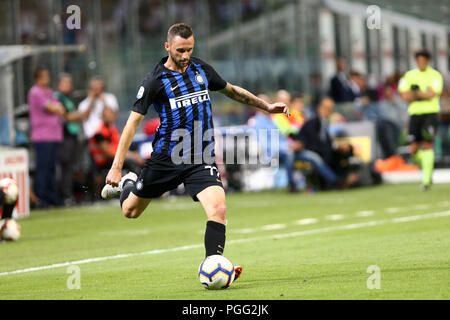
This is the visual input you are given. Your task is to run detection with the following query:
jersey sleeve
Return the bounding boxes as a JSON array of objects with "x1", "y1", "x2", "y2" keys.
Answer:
[
  {"x1": 203, "y1": 62, "x2": 227, "y2": 91},
  {"x1": 431, "y1": 72, "x2": 443, "y2": 95},
  {"x1": 397, "y1": 73, "x2": 411, "y2": 93},
  {"x1": 132, "y1": 77, "x2": 160, "y2": 115}
]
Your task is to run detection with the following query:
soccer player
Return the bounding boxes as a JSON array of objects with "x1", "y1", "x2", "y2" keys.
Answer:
[
  {"x1": 398, "y1": 49, "x2": 444, "y2": 190},
  {"x1": 101, "y1": 23, "x2": 289, "y2": 281}
]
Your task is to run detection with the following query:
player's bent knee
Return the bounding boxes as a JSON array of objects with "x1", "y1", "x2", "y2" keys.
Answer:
[
  {"x1": 208, "y1": 204, "x2": 227, "y2": 223},
  {"x1": 123, "y1": 207, "x2": 141, "y2": 219},
  {"x1": 123, "y1": 209, "x2": 133, "y2": 219},
  {"x1": 122, "y1": 206, "x2": 134, "y2": 218}
]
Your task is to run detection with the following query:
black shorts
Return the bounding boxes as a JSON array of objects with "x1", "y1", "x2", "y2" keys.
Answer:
[
  {"x1": 408, "y1": 113, "x2": 439, "y2": 143},
  {"x1": 132, "y1": 152, "x2": 223, "y2": 201}
]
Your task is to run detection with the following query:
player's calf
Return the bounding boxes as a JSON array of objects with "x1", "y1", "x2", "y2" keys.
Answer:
[
  {"x1": 197, "y1": 186, "x2": 228, "y2": 256},
  {"x1": 203, "y1": 204, "x2": 227, "y2": 256},
  {"x1": 122, "y1": 192, "x2": 151, "y2": 219}
]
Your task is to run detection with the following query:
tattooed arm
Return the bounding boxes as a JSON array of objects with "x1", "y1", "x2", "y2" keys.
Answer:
[{"x1": 219, "y1": 83, "x2": 290, "y2": 116}]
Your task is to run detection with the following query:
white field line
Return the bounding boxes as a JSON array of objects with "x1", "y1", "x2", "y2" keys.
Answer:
[
  {"x1": 325, "y1": 214, "x2": 345, "y2": 221},
  {"x1": 295, "y1": 218, "x2": 319, "y2": 225},
  {"x1": 230, "y1": 228, "x2": 257, "y2": 234},
  {"x1": 355, "y1": 210, "x2": 375, "y2": 217},
  {"x1": 232, "y1": 200, "x2": 448, "y2": 235},
  {"x1": 411, "y1": 204, "x2": 431, "y2": 210},
  {"x1": 386, "y1": 207, "x2": 402, "y2": 213},
  {"x1": 260, "y1": 224, "x2": 286, "y2": 231},
  {"x1": 0, "y1": 210, "x2": 449, "y2": 277},
  {"x1": 98, "y1": 230, "x2": 150, "y2": 236}
]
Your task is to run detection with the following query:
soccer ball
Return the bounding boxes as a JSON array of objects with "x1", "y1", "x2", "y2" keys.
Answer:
[
  {"x1": 0, "y1": 178, "x2": 19, "y2": 205},
  {"x1": 0, "y1": 219, "x2": 21, "y2": 241},
  {"x1": 198, "y1": 255, "x2": 235, "y2": 289}
]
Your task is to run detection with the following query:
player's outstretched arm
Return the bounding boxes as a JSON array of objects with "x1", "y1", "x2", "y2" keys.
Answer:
[
  {"x1": 105, "y1": 111, "x2": 144, "y2": 186},
  {"x1": 219, "y1": 83, "x2": 290, "y2": 116}
]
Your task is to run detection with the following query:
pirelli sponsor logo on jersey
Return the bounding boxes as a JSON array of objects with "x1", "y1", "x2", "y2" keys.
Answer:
[{"x1": 169, "y1": 90, "x2": 210, "y2": 110}]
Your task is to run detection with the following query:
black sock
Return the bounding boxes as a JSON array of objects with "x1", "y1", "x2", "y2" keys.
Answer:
[
  {"x1": 0, "y1": 189, "x2": 4, "y2": 205},
  {"x1": 120, "y1": 179, "x2": 135, "y2": 208},
  {"x1": 204, "y1": 220, "x2": 226, "y2": 257},
  {"x1": 2, "y1": 200, "x2": 17, "y2": 219}
]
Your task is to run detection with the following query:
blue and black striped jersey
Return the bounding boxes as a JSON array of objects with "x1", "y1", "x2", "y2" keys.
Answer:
[{"x1": 133, "y1": 56, "x2": 227, "y2": 163}]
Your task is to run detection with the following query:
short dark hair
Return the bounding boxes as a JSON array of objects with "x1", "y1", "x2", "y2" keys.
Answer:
[
  {"x1": 33, "y1": 67, "x2": 48, "y2": 80},
  {"x1": 319, "y1": 96, "x2": 335, "y2": 105},
  {"x1": 291, "y1": 92, "x2": 303, "y2": 100},
  {"x1": 349, "y1": 70, "x2": 362, "y2": 77},
  {"x1": 89, "y1": 75, "x2": 105, "y2": 90},
  {"x1": 58, "y1": 72, "x2": 72, "y2": 83},
  {"x1": 167, "y1": 23, "x2": 194, "y2": 42},
  {"x1": 90, "y1": 75, "x2": 104, "y2": 83},
  {"x1": 415, "y1": 49, "x2": 431, "y2": 60}
]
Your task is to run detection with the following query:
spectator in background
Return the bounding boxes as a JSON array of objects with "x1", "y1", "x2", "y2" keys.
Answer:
[
  {"x1": 362, "y1": 89, "x2": 401, "y2": 158},
  {"x1": 55, "y1": 75, "x2": 102, "y2": 203},
  {"x1": 310, "y1": 72, "x2": 325, "y2": 111},
  {"x1": 78, "y1": 76, "x2": 119, "y2": 140},
  {"x1": 291, "y1": 92, "x2": 310, "y2": 122},
  {"x1": 336, "y1": 70, "x2": 367, "y2": 121},
  {"x1": 28, "y1": 67, "x2": 66, "y2": 208},
  {"x1": 348, "y1": 71, "x2": 364, "y2": 101},
  {"x1": 77, "y1": 76, "x2": 119, "y2": 199},
  {"x1": 379, "y1": 85, "x2": 409, "y2": 130},
  {"x1": 349, "y1": 71, "x2": 369, "y2": 106},
  {"x1": 248, "y1": 93, "x2": 301, "y2": 193},
  {"x1": 373, "y1": 85, "x2": 418, "y2": 172},
  {"x1": 329, "y1": 58, "x2": 354, "y2": 103},
  {"x1": 271, "y1": 90, "x2": 306, "y2": 137},
  {"x1": 54, "y1": 73, "x2": 80, "y2": 205},
  {"x1": 292, "y1": 97, "x2": 359, "y2": 189}
]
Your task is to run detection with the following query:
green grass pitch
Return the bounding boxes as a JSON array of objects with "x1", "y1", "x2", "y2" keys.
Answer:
[{"x1": 1, "y1": 183, "x2": 449, "y2": 300}]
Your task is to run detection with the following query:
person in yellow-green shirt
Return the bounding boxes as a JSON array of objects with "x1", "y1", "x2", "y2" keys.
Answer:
[
  {"x1": 271, "y1": 90, "x2": 306, "y2": 137},
  {"x1": 398, "y1": 49, "x2": 444, "y2": 190}
]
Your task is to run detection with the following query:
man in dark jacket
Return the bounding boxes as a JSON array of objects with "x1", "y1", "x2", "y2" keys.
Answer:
[
  {"x1": 292, "y1": 97, "x2": 358, "y2": 189},
  {"x1": 328, "y1": 58, "x2": 355, "y2": 103}
]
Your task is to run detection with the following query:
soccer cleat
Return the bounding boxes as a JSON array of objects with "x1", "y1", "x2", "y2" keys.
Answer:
[
  {"x1": 420, "y1": 184, "x2": 431, "y2": 191},
  {"x1": 233, "y1": 266, "x2": 243, "y2": 282},
  {"x1": 101, "y1": 184, "x2": 120, "y2": 199},
  {"x1": 119, "y1": 172, "x2": 138, "y2": 190},
  {"x1": 101, "y1": 172, "x2": 138, "y2": 199}
]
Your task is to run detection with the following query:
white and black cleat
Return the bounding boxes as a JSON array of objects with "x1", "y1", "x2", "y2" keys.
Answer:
[{"x1": 101, "y1": 172, "x2": 138, "y2": 199}]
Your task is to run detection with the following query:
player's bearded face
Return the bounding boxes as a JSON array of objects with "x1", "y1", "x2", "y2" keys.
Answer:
[{"x1": 167, "y1": 35, "x2": 194, "y2": 70}]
